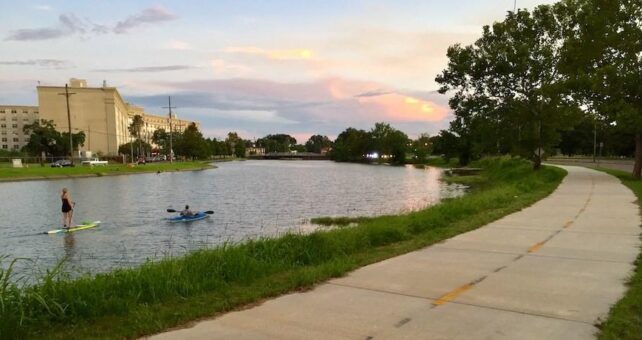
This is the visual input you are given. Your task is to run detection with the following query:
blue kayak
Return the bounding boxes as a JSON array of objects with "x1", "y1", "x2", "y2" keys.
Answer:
[{"x1": 167, "y1": 212, "x2": 210, "y2": 223}]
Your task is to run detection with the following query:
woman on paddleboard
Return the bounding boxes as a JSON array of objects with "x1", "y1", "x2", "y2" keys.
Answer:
[{"x1": 61, "y1": 188, "x2": 74, "y2": 229}]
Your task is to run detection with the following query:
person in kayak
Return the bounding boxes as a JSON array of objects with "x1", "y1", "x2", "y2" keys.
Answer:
[
  {"x1": 180, "y1": 205, "x2": 194, "y2": 217},
  {"x1": 61, "y1": 188, "x2": 74, "y2": 229}
]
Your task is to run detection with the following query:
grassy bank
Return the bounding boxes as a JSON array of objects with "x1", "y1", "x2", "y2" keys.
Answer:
[
  {"x1": 595, "y1": 168, "x2": 642, "y2": 339},
  {"x1": 0, "y1": 161, "x2": 214, "y2": 181},
  {"x1": 0, "y1": 157, "x2": 565, "y2": 339}
]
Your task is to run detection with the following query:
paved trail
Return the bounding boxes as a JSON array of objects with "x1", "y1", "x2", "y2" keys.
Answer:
[{"x1": 150, "y1": 166, "x2": 640, "y2": 340}]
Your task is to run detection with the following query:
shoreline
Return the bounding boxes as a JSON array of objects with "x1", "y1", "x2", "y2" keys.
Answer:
[
  {"x1": 0, "y1": 158, "x2": 567, "y2": 339},
  {"x1": 0, "y1": 162, "x2": 216, "y2": 183}
]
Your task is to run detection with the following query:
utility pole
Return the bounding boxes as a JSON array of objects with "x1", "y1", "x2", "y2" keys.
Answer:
[
  {"x1": 58, "y1": 84, "x2": 75, "y2": 163},
  {"x1": 162, "y1": 97, "x2": 176, "y2": 163}
]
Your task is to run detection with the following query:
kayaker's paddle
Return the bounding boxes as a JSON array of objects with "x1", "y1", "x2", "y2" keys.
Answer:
[{"x1": 166, "y1": 209, "x2": 214, "y2": 214}]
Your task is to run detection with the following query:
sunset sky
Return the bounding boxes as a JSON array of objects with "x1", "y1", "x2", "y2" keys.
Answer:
[{"x1": 0, "y1": 0, "x2": 555, "y2": 142}]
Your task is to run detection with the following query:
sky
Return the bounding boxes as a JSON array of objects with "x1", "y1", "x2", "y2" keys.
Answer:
[{"x1": 0, "y1": 0, "x2": 556, "y2": 142}]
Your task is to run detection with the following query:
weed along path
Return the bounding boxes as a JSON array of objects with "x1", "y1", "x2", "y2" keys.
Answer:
[{"x1": 149, "y1": 166, "x2": 640, "y2": 340}]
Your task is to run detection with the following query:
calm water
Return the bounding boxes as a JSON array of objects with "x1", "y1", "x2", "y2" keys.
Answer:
[{"x1": 0, "y1": 160, "x2": 465, "y2": 277}]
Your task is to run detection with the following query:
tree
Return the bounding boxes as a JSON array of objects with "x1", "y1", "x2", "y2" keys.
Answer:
[
  {"x1": 128, "y1": 114, "x2": 145, "y2": 157},
  {"x1": 411, "y1": 133, "x2": 432, "y2": 161},
  {"x1": 436, "y1": 6, "x2": 581, "y2": 169},
  {"x1": 225, "y1": 132, "x2": 246, "y2": 157},
  {"x1": 370, "y1": 122, "x2": 409, "y2": 164},
  {"x1": 22, "y1": 120, "x2": 86, "y2": 160},
  {"x1": 558, "y1": 0, "x2": 642, "y2": 177},
  {"x1": 178, "y1": 123, "x2": 211, "y2": 159},
  {"x1": 256, "y1": 134, "x2": 297, "y2": 153},
  {"x1": 305, "y1": 135, "x2": 333, "y2": 153},
  {"x1": 22, "y1": 120, "x2": 62, "y2": 157},
  {"x1": 118, "y1": 139, "x2": 151, "y2": 158},
  {"x1": 331, "y1": 127, "x2": 371, "y2": 162}
]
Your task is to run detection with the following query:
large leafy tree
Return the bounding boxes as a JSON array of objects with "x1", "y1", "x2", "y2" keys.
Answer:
[
  {"x1": 22, "y1": 119, "x2": 85, "y2": 158},
  {"x1": 370, "y1": 122, "x2": 409, "y2": 165},
  {"x1": 331, "y1": 127, "x2": 371, "y2": 162},
  {"x1": 256, "y1": 134, "x2": 297, "y2": 153},
  {"x1": 305, "y1": 135, "x2": 333, "y2": 153},
  {"x1": 436, "y1": 6, "x2": 581, "y2": 168},
  {"x1": 558, "y1": 0, "x2": 642, "y2": 177},
  {"x1": 411, "y1": 133, "x2": 432, "y2": 162},
  {"x1": 179, "y1": 123, "x2": 211, "y2": 159}
]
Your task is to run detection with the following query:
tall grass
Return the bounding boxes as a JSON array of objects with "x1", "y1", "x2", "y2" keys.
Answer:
[
  {"x1": 0, "y1": 157, "x2": 565, "y2": 339},
  {"x1": 594, "y1": 168, "x2": 642, "y2": 340}
]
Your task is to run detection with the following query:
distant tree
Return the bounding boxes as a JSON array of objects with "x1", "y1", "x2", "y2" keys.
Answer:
[
  {"x1": 22, "y1": 120, "x2": 85, "y2": 159},
  {"x1": 305, "y1": 135, "x2": 333, "y2": 153},
  {"x1": 225, "y1": 132, "x2": 246, "y2": 157},
  {"x1": 331, "y1": 127, "x2": 371, "y2": 162},
  {"x1": 370, "y1": 122, "x2": 409, "y2": 164},
  {"x1": 22, "y1": 120, "x2": 62, "y2": 157},
  {"x1": 128, "y1": 114, "x2": 145, "y2": 156},
  {"x1": 411, "y1": 133, "x2": 432, "y2": 161},
  {"x1": 180, "y1": 123, "x2": 211, "y2": 159},
  {"x1": 431, "y1": 130, "x2": 464, "y2": 164},
  {"x1": 118, "y1": 139, "x2": 151, "y2": 158},
  {"x1": 256, "y1": 134, "x2": 297, "y2": 153}
]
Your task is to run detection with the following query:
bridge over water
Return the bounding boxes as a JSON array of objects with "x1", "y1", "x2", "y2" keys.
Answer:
[{"x1": 247, "y1": 152, "x2": 329, "y2": 160}]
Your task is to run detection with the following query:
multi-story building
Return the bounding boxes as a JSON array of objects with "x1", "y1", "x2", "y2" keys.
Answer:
[
  {"x1": 0, "y1": 105, "x2": 39, "y2": 151},
  {"x1": 37, "y1": 79, "x2": 198, "y2": 156}
]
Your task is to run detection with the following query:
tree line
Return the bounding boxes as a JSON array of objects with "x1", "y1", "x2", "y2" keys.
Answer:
[{"x1": 434, "y1": 0, "x2": 641, "y2": 177}]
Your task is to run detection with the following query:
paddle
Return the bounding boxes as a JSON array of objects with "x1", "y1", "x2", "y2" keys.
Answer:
[{"x1": 166, "y1": 209, "x2": 214, "y2": 214}]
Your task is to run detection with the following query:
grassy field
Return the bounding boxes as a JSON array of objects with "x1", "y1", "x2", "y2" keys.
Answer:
[
  {"x1": 0, "y1": 157, "x2": 565, "y2": 339},
  {"x1": 0, "y1": 161, "x2": 214, "y2": 180},
  {"x1": 595, "y1": 168, "x2": 642, "y2": 340}
]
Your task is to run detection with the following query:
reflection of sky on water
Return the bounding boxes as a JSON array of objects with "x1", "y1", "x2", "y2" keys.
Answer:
[{"x1": 0, "y1": 161, "x2": 465, "y2": 279}]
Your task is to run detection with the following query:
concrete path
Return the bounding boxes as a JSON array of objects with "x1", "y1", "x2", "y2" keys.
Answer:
[{"x1": 150, "y1": 166, "x2": 640, "y2": 340}]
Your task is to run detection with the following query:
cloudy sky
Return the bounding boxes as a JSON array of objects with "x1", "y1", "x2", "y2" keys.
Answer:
[{"x1": 0, "y1": 0, "x2": 555, "y2": 142}]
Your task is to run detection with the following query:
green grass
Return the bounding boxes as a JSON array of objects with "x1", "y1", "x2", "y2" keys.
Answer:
[
  {"x1": 311, "y1": 216, "x2": 373, "y2": 226},
  {"x1": 0, "y1": 162, "x2": 213, "y2": 180},
  {"x1": 594, "y1": 168, "x2": 642, "y2": 340},
  {"x1": 0, "y1": 157, "x2": 565, "y2": 339}
]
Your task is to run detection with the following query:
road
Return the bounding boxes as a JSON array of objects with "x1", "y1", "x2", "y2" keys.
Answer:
[{"x1": 149, "y1": 166, "x2": 640, "y2": 340}]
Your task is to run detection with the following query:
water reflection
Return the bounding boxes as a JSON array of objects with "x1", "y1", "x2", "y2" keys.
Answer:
[{"x1": 0, "y1": 160, "x2": 466, "y2": 277}]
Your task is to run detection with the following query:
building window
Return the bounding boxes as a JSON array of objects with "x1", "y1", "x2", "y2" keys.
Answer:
[
  {"x1": 2, "y1": 145, "x2": 7, "y2": 149},
  {"x1": 34, "y1": 111, "x2": 39, "y2": 114},
  {"x1": 1, "y1": 138, "x2": 6, "y2": 142},
  {"x1": 13, "y1": 145, "x2": 19, "y2": 149},
  {"x1": 12, "y1": 138, "x2": 18, "y2": 142},
  {"x1": 0, "y1": 110, "x2": 4, "y2": 113},
  {"x1": 12, "y1": 124, "x2": 18, "y2": 128},
  {"x1": 22, "y1": 110, "x2": 28, "y2": 114},
  {"x1": 0, "y1": 124, "x2": 5, "y2": 128},
  {"x1": 11, "y1": 110, "x2": 16, "y2": 113}
]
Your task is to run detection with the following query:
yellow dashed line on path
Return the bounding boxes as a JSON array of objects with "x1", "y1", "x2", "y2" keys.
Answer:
[
  {"x1": 432, "y1": 283, "x2": 473, "y2": 306},
  {"x1": 528, "y1": 241, "x2": 546, "y2": 253}
]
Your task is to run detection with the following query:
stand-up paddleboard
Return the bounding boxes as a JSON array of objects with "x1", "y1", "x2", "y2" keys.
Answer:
[
  {"x1": 166, "y1": 212, "x2": 210, "y2": 223},
  {"x1": 45, "y1": 221, "x2": 101, "y2": 234}
]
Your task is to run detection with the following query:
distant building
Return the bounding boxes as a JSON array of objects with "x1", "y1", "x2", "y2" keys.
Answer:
[
  {"x1": 37, "y1": 79, "x2": 198, "y2": 156},
  {"x1": 245, "y1": 146, "x2": 266, "y2": 156},
  {"x1": 0, "y1": 105, "x2": 39, "y2": 151}
]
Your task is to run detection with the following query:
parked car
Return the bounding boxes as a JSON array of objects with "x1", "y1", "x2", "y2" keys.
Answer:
[
  {"x1": 81, "y1": 158, "x2": 108, "y2": 166},
  {"x1": 51, "y1": 160, "x2": 74, "y2": 168}
]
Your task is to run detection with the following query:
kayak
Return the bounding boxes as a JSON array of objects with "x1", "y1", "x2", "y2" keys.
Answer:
[
  {"x1": 167, "y1": 212, "x2": 210, "y2": 223},
  {"x1": 46, "y1": 221, "x2": 101, "y2": 234}
]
